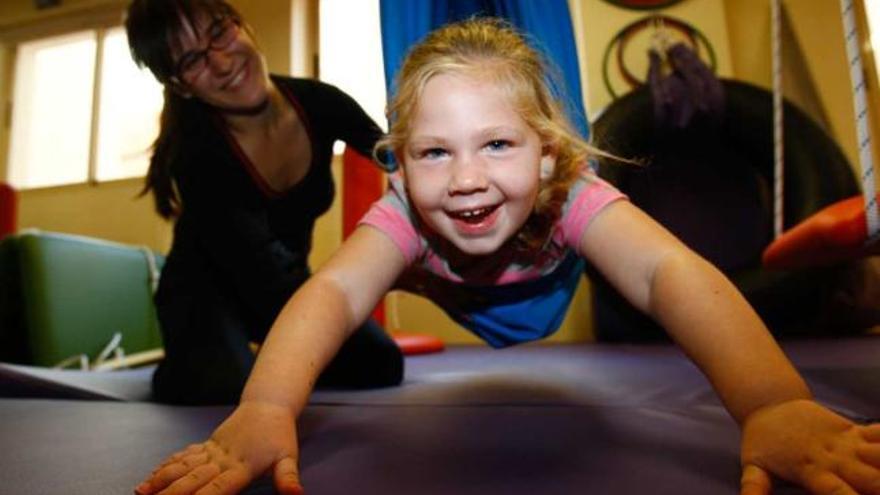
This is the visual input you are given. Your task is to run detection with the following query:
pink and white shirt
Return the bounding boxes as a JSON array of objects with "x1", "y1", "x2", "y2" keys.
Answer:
[{"x1": 359, "y1": 169, "x2": 626, "y2": 347}]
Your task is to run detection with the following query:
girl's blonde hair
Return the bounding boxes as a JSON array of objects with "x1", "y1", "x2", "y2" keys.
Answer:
[{"x1": 376, "y1": 17, "x2": 604, "y2": 250}]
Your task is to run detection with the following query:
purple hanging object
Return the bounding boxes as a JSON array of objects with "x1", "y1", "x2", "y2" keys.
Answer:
[{"x1": 648, "y1": 42, "x2": 724, "y2": 130}]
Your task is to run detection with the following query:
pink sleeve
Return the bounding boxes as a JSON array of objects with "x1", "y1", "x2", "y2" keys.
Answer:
[
  {"x1": 358, "y1": 189, "x2": 421, "y2": 266},
  {"x1": 561, "y1": 176, "x2": 627, "y2": 250}
]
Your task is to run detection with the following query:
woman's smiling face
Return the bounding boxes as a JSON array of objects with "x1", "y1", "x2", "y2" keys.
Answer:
[
  {"x1": 402, "y1": 72, "x2": 554, "y2": 256},
  {"x1": 169, "y1": 10, "x2": 270, "y2": 113}
]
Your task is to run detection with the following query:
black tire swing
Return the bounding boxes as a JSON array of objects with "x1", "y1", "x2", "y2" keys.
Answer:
[{"x1": 588, "y1": 20, "x2": 861, "y2": 339}]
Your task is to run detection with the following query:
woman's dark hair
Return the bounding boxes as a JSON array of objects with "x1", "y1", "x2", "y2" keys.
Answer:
[{"x1": 125, "y1": 0, "x2": 242, "y2": 218}]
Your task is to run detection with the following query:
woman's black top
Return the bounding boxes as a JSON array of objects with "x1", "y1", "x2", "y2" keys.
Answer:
[{"x1": 152, "y1": 76, "x2": 402, "y2": 404}]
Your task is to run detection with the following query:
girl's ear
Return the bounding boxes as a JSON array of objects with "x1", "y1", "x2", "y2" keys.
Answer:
[
  {"x1": 395, "y1": 152, "x2": 406, "y2": 178},
  {"x1": 539, "y1": 152, "x2": 557, "y2": 181}
]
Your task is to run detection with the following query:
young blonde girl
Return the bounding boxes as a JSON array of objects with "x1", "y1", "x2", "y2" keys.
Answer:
[{"x1": 136, "y1": 18, "x2": 880, "y2": 495}]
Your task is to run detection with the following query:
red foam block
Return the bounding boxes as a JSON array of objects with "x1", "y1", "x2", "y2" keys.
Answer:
[
  {"x1": 392, "y1": 332, "x2": 445, "y2": 356},
  {"x1": 762, "y1": 193, "x2": 880, "y2": 270}
]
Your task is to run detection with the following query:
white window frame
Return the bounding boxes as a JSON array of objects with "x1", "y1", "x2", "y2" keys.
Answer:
[
  {"x1": 318, "y1": 0, "x2": 386, "y2": 157},
  {"x1": 0, "y1": 6, "x2": 162, "y2": 190}
]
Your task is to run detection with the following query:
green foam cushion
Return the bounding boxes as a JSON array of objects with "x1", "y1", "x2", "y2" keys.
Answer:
[{"x1": 13, "y1": 231, "x2": 163, "y2": 366}]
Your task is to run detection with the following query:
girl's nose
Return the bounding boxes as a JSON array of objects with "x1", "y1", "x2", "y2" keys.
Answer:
[{"x1": 448, "y1": 156, "x2": 488, "y2": 195}]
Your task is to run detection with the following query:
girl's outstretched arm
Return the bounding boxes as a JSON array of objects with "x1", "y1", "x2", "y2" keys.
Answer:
[
  {"x1": 578, "y1": 200, "x2": 880, "y2": 495},
  {"x1": 134, "y1": 226, "x2": 407, "y2": 495},
  {"x1": 578, "y1": 200, "x2": 808, "y2": 420}
]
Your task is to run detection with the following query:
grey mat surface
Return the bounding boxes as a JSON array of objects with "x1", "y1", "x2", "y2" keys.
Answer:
[
  {"x1": 1, "y1": 338, "x2": 878, "y2": 494},
  {"x1": 0, "y1": 362, "x2": 155, "y2": 401}
]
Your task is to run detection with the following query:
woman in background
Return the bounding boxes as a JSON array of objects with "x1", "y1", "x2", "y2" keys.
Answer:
[{"x1": 125, "y1": 0, "x2": 402, "y2": 404}]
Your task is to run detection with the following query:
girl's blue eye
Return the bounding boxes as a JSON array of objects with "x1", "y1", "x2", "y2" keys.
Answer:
[
  {"x1": 486, "y1": 140, "x2": 511, "y2": 151},
  {"x1": 421, "y1": 148, "x2": 447, "y2": 159}
]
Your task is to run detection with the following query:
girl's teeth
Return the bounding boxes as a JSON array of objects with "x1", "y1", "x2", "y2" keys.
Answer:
[{"x1": 460, "y1": 207, "x2": 488, "y2": 218}]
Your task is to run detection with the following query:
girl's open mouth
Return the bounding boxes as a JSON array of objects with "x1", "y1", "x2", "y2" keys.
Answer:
[{"x1": 447, "y1": 204, "x2": 501, "y2": 234}]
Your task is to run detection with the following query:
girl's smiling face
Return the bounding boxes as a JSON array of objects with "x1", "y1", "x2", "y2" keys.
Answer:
[{"x1": 402, "y1": 72, "x2": 554, "y2": 256}]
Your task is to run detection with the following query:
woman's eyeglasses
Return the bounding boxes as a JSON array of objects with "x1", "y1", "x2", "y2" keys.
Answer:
[{"x1": 174, "y1": 16, "x2": 240, "y2": 83}]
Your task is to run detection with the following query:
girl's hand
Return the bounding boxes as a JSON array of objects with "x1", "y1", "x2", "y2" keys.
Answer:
[
  {"x1": 740, "y1": 399, "x2": 880, "y2": 495},
  {"x1": 134, "y1": 401, "x2": 303, "y2": 495}
]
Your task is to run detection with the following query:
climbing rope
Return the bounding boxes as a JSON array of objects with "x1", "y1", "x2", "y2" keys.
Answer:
[
  {"x1": 840, "y1": 0, "x2": 880, "y2": 244},
  {"x1": 771, "y1": 0, "x2": 784, "y2": 238}
]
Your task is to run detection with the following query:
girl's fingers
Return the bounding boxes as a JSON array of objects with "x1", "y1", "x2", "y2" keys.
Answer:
[
  {"x1": 837, "y1": 461, "x2": 880, "y2": 495},
  {"x1": 193, "y1": 466, "x2": 251, "y2": 495},
  {"x1": 135, "y1": 480, "x2": 155, "y2": 495},
  {"x1": 861, "y1": 423, "x2": 880, "y2": 442},
  {"x1": 154, "y1": 445, "x2": 208, "y2": 473},
  {"x1": 273, "y1": 457, "x2": 305, "y2": 495},
  {"x1": 157, "y1": 463, "x2": 222, "y2": 495},
  {"x1": 802, "y1": 471, "x2": 859, "y2": 495},
  {"x1": 146, "y1": 453, "x2": 212, "y2": 493},
  {"x1": 857, "y1": 443, "x2": 880, "y2": 467},
  {"x1": 740, "y1": 464, "x2": 772, "y2": 495}
]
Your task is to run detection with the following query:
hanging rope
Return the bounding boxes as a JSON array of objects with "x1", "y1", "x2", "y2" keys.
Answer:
[
  {"x1": 771, "y1": 0, "x2": 784, "y2": 238},
  {"x1": 840, "y1": 0, "x2": 880, "y2": 244}
]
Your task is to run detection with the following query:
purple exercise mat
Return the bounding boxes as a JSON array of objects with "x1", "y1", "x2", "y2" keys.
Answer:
[{"x1": 0, "y1": 339, "x2": 877, "y2": 494}]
